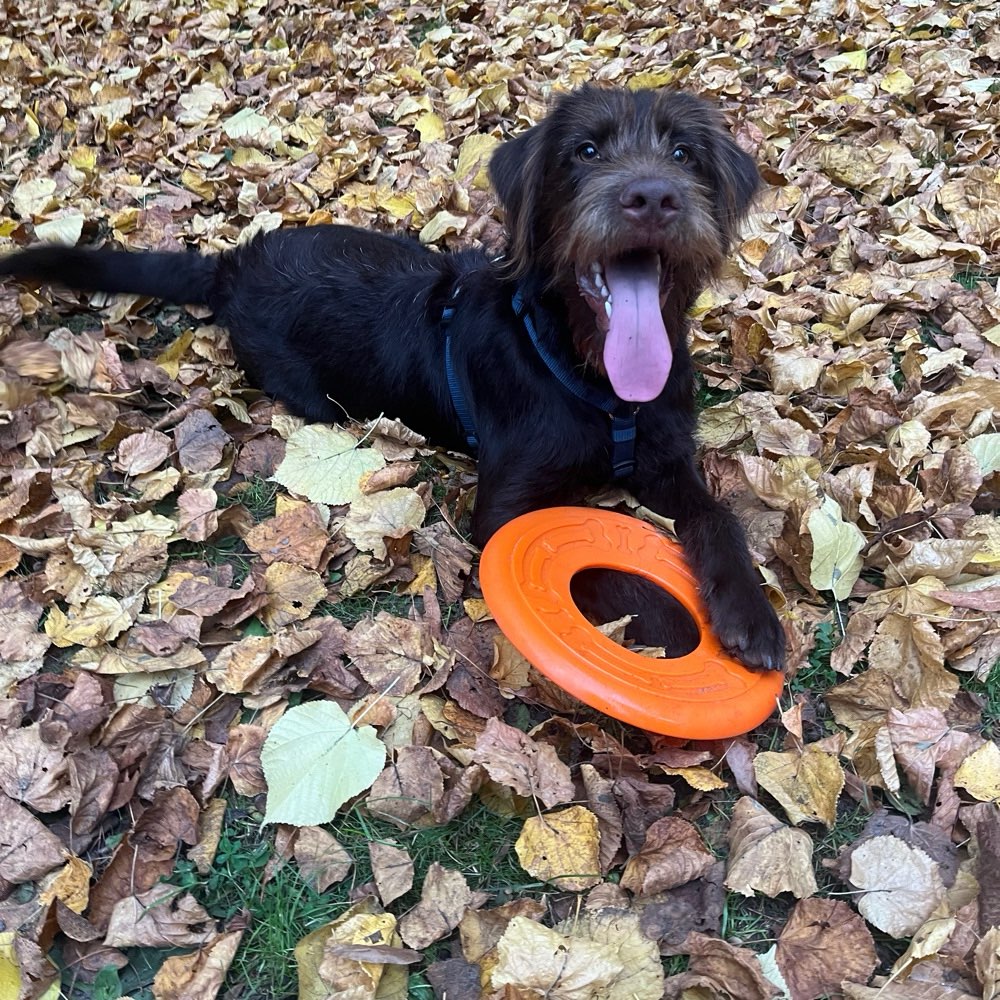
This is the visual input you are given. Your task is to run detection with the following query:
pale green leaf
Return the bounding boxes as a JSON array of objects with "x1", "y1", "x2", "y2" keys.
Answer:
[
  {"x1": 270, "y1": 424, "x2": 385, "y2": 505},
  {"x1": 808, "y1": 496, "x2": 865, "y2": 601},
  {"x1": 33, "y1": 213, "x2": 84, "y2": 246},
  {"x1": 261, "y1": 701, "x2": 386, "y2": 826},
  {"x1": 968, "y1": 433, "x2": 1000, "y2": 476}
]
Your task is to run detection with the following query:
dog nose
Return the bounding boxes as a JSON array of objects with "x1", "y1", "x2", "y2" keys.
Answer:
[{"x1": 620, "y1": 179, "x2": 679, "y2": 226}]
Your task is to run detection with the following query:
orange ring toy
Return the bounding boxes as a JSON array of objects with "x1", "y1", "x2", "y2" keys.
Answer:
[{"x1": 480, "y1": 507, "x2": 783, "y2": 739}]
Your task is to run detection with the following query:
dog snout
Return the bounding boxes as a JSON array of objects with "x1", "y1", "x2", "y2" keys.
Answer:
[{"x1": 619, "y1": 178, "x2": 679, "y2": 226}]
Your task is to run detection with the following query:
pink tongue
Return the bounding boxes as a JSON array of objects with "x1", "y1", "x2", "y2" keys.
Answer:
[{"x1": 603, "y1": 252, "x2": 672, "y2": 402}]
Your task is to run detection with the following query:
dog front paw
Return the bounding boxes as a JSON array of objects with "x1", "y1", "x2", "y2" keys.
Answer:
[{"x1": 705, "y1": 579, "x2": 786, "y2": 673}]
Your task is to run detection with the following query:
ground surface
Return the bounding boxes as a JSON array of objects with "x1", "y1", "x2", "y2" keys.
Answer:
[{"x1": 1, "y1": 2, "x2": 999, "y2": 999}]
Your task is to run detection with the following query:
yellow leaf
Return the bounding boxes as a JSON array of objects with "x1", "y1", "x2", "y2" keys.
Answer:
[
  {"x1": 0, "y1": 932, "x2": 60, "y2": 1000},
  {"x1": 659, "y1": 766, "x2": 728, "y2": 791},
  {"x1": 955, "y1": 741, "x2": 1000, "y2": 801},
  {"x1": 754, "y1": 745, "x2": 845, "y2": 827},
  {"x1": 38, "y1": 856, "x2": 92, "y2": 912},
  {"x1": 44, "y1": 595, "x2": 141, "y2": 648},
  {"x1": 820, "y1": 49, "x2": 868, "y2": 73},
  {"x1": 463, "y1": 597, "x2": 491, "y2": 622},
  {"x1": 880, "y1": 68, "x2": 915, "y2": 94},
  {"x1": 455, "y1": 133, "x2": 500, "y2": 189},
  {"x1": 419, "y1": 210, "x2": 466, "y2": 244},
  {"x1": 515, "y1": 806, "x2": 601, "y2": 891},
  {"x1": 155, "y1": 329, "x2": 195, "y2": 378},
  {"x1": 414, "y1": 111, "x2": 445, "y2": 143}
]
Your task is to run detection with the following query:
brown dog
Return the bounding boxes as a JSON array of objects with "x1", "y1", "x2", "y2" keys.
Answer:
[{"x1": 0, "y1": 86, "x2": 786, "y2": 671}]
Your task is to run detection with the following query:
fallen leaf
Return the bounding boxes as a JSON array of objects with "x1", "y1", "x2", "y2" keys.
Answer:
[
  {"x1": 621, "y1": 815, "x2": 715, "y2": 895},
  {"x1": 398, "y1": 862, "x2": 476, "y2": 949},
  {"x1": 271, "y1": 424, "x2": 385, "y2": 505},
  {"x1": 261, "y1": 701, "x2": 386, "y2": 826},
  {"x1": 775, "y1": 898, "x2": 878, "y2": 1000},
  {"x1": 472, "y1": 717, "x2": 574, "y2": 809},
  {"x1": 955, "y1": 741, "x2": 1000, "y2": 802},
  {"x1": 754, "y1": 745, "x2": 845, "y2": 827},
  {"x1": 725, "y1": 797, "x2": 818, "y2": 899},
  {"x1": 515, "y1": 806, "x2": 602, "y2": 891},
  {"x1": 849, "y1": 835, "x2": 947, "y2": 937}
]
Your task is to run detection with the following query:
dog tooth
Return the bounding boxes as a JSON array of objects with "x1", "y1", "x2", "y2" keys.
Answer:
[{"x1": 604, "y1": 300, "x2": 612, "y2": 318}]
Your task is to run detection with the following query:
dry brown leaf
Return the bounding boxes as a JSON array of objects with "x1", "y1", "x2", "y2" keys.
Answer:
[
  {"x1": 471, "y1": 717, "x2": 574, "y2": 809},
  {"x1": 173, "y1": 408, "x2": 230, "y2": 473},
  {"x1": 775, "y1": 898, "x2": 878, "y2": 1000},
  {"x1": 104, "y1": 884, "x2": 214, "y2": 948},
  {"x1": 152, "y1": 927, "x2": 246, "y2": 1000},
  {"x1": 369, "y1": 842, "x2": 414, "y2": 907},
  {"x1": 670, "y1": 932, "x2": 780, "y2": 1000},
  {"x1": 621, "y1": 816, "x2": 715, "y2": 895},
  {"x1": 398, "y1": 862, "x2": 476, "y2": 949},
  {"x1": 725, "y1": 797, "x2": 817, "y2": 899},
  {"x1": 292, "y1": 826, "x2": 352, "y2": 893},
  {"x1": 114, "y1": 429, "x2": 172, "y2": 475},
  {"x1": 367, "y1": 745, "x2": 443, "y2": 828},
  {"x1": 754, "y1": 745, "x2": 845, "y2": 827},
  {"x1": 342, "y1": 486, "x2": 425, "y2": 560}
]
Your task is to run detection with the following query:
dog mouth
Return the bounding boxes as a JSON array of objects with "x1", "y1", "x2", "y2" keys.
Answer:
[{"x1": 575, "y1": 250, "x2": 673, "y2": 402}]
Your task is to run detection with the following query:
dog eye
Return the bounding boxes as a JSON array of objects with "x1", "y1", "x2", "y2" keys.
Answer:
[
  {"x1": 576, "y1": 142, "x2": 600, "y2": 162},
  {"x1": 671, "y1": 145, "x2": 691, "y2": 164}
]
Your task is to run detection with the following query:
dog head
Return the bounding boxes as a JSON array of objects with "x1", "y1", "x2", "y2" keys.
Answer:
[{"x1": 490, "y1": 86, "x2": 759, "y2": 401}]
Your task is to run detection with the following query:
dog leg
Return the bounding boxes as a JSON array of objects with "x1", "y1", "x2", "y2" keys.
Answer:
[{"x1": 632, "y1": 457, "x2": 786, "y2": 672}]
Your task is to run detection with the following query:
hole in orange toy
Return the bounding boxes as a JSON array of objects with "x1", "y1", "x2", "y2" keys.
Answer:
[{"x1": 569, "y1": 568, "x2": 700, "y2": 656}]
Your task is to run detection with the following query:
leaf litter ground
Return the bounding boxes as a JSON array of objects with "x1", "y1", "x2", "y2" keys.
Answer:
[{"x1": 1, "y1": 2, "x2": 1000, "y2": 999}]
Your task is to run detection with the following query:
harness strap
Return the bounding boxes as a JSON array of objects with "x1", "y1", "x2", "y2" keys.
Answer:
[
  {"x1": 442, "y1": 283, "x2": 639, "y2": 478},
  {"x1": 442, "y1": 292, "x2": 479, "y2": 452},
  {"x1": 512, "y1": 288, "x2": 638, "y2": 479}
]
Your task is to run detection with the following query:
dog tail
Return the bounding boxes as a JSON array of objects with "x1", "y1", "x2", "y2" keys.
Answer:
[{"x1": 0, "y1": 245, "x2": 219, "y2": 306}]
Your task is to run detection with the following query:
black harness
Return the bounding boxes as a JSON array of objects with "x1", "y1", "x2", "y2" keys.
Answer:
[{"x1": 442, "y1": 285, "x2": 638, "y2": 479}]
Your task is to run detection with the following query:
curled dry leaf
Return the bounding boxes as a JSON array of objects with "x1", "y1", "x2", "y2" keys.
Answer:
[
  {"x1": 152, "y1": 927, "x2": 246, "y2": 1000},
  {"x1": 471, "y1": 717, "x2": 574, "y2": 809},
  {"x1": 621, "y1": 816, "x2": 715, "y2": 896},
  {"x1": 775, "y1": 898, "x2": 878, "y2": 1000},
  {"x1": 725, "y1": 797, "x2": 818, "y2": 900},
  {"x1": 754, "y1": 745, "x2": 845, "y2": 827},
  {"x1": 342, "y1": 486, "x2": 426, "y2": 560},
  {"x1": 398, "y1": 862, "x2": 477, "y2": 950}
]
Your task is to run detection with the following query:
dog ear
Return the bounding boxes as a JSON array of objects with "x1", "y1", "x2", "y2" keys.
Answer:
[
  {"x1": 713, "y1": 136, "x2": 761, "y2": 240},
  {"x1": 489, "y1": 125, "x2": 546, "y2": 277}
]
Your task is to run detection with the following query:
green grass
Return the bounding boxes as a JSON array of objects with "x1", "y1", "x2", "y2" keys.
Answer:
[
  {"x1": 160, "y1": 796, "x2": 530, "y2": 999},
  {"x1": 954, "y1": 265, "x2": 999, "y2": 290},
  {"x1": 959, "y1": 658, "x2": 1000, "y2": 739},
  {"x1": 222, "y1": 475, "x2": 279, "y2": 522},
  {"x1": 790, "y1": 616, "x2": 841, "y2": 695},
  {"x1": 694, "y1": 368, "x2": 741, "y2": 409}
]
